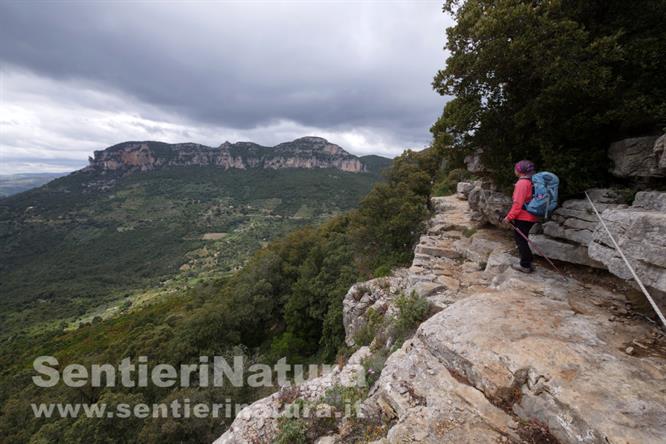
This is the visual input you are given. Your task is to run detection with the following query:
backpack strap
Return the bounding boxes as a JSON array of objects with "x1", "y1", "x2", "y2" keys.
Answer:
[{"x1": 519, "y1": 177, "x2": 534, "y2": 209}]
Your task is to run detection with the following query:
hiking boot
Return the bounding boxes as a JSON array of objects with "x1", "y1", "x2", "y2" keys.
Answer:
[{"x1": 511, "y1": 263, "x2": 534, "y2": 273}]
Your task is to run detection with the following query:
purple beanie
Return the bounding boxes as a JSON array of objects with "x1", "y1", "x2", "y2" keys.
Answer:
[{"x1": 515, "y1": 160, "x2": 536, "y2": 176}]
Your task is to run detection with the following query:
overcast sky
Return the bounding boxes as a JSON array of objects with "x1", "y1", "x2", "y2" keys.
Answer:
[{"x1": 0, "y1": 1, "x2": 451, "y2": 174}]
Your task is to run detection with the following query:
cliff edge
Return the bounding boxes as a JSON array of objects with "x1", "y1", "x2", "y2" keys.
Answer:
[
  {"x1": 84, "y1": 137, "x2": 367, "y2": 175},
  {"x1": 215, "y1": 195, "x2": 666, "y2": 444}
]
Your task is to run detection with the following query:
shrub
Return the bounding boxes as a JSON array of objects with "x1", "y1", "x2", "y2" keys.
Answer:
[
  {"x1": 352, "y1": 308, "x2": 384, "y2": 347},
  {"x1": 362, "y1": 349, "x2": 390, "y2": 389},
  {"x1": 432, "y1": 167, "x2": 472, "y2": 197},
  {"x1": 322, "y1": 385, "x2": 367, "y2": 413},
  {"x1": 463, "y1": 227, "x2": 477, "y2": 238},
  {"x1": 372, "y1": 264, "x2": 392, "y2": 278},
  {"x1": 393, "y1": 291, "x2": 430, "y2": 343},
  {"x1": 275, "y1": 416, "x2": 308, "y2": 444}
]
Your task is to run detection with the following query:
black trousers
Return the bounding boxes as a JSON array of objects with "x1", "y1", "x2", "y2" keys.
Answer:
[{"x1": 512, "y1": 220, "x2": 535, "y2": 268}]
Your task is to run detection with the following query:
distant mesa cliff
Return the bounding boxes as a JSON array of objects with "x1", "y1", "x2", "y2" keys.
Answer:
[{"x1": 85, "y1": 136, "x2": 367, "y2": 174}]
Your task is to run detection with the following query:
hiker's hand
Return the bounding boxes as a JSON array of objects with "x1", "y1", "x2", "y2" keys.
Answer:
[{"x1": 502, "y1": 217, "x2": 510, "y2": 225}]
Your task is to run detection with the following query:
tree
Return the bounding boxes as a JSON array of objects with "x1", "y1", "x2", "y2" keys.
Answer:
[{"x1": 433, "y1": 0, "x2": 666, "y2": 195}]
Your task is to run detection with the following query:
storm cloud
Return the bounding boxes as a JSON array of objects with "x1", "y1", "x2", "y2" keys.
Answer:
[{"x1": 0, "y1": 1, "x2": 451, "y2": 173}]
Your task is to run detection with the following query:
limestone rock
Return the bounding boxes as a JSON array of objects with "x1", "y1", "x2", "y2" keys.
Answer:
[
  {"x1": 86, "y1": 137, "x2": 367, "y2": 176},
  {"x1": 405, "y1": 290, "x2": 666, "y2": 444},
  {"x1": 343, "y1": 273, "x2": 407, "y2": 347},
  {"x1": 608, "y1": 135, "x2": 664, "y2": 178},
  {"x1": 467, "y1": 186, "x2": 513, "y2": 227},
  {"x1": 455, "y1": 181, "x2": 474, "y2": 200},
  {"x1": 583, "y1": 188, "x2": 628, "y2": 204},
  {"x1": 362, "y1": 338, "x2": 520, "y2": 444},
  {"x1": 533, "y1": 192, "x2": 628, "y2": 266},
  {"x1": 589, "y1": 203, "x2": 666, "y2": 292},
  {"x1": 654, "y1": 133, "x2": 666, "y2": 169},
  {"x1": 530, "y1": 234, "x2": 604, "y2": 268},
  {"x1": 633, "y1": 190, "x2": 666, "y2": 211}
]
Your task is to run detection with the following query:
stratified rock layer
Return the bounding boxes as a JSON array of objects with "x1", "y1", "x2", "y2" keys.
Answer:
[
  {"x1": 86, "y1": 137, "x2": 366, "y2": 174},
  {"x1": 589, "y1": 192, "x2": 666, "y2": 293},
  {"x1": 530, "y1": 189, "x2": 627, "y2": 268},
  {"x1": 608, "y1": 135, "x2": 665, "y2": 178}
]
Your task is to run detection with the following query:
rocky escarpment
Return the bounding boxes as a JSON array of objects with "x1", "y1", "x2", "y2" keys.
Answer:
[
  {"x1": 589, "y1": 191, "x2": 666, "y2": 294},
  {"x1": 85, "y1": 137, "x2": 366, "y2": 174},
  {"x1": 528, "y1": 188, "x2": 629, "y2": 269},
  {"x1": 214, "y1": 195, "x2": 666, "y2": 444},
  {"x1": 608, "y1": 134, "x2": 666, "y2": 178}
]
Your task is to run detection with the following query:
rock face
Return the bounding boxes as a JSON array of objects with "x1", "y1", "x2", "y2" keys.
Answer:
[
  {"x1": 86, "y1": 137, "x2": 366, "y2": 174},
  {"x1": 531, "y1": 189, "x2": 666, "y2": 294},
  {"x1": 530, "y1": 189, "x2": 627, "y2": 268},
  {"x1": 589, "y1": 191, "x2": 666, "y2": 293},
  {"x1": 366, "y1": 281, "x2": 666, "y2": 444},
  {"x1": 655, "y1": 134, "x2": 666, "y2": 170},
  {"x1": 608, "y1": 135, "x2": 665, "y2": 178},
  {"x1": 455, "y1": 181, "x2": 473, "y2": 200},
  {"x1": 467, "y1": 182, "x2": 513, "y2": 227},
  {"x1": 214, "y1": 195, "x2": 666, "y2": 444},
  {"x1": 342, "y1": 273, "x2": 408, "y2": 347}
]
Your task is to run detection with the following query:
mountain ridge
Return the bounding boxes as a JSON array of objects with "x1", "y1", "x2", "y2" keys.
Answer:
[{"x1": 85, "y1": 136, "x2": 383, "y2": 175}]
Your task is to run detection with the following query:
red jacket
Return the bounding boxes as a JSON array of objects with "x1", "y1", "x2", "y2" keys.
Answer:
[{"x1": 506, "y1": 178, "x2": 538, "y2": 222}]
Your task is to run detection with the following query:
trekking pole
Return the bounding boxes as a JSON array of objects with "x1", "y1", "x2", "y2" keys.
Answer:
[
  {"x1": 585, "y1": 192, "x2": 666, "y2": 329},
  {"x1": 506, "y1": 221, "x2": 568, "y2": 280}
]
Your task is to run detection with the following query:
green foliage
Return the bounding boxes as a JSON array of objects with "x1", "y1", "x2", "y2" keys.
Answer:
[
  {"x1": 275, "y1": 416, "x2": 309, "y2": 444},
  {"x1": 322, "y1": 384, "x2": 367, "y2": 413},
  {"x1": 352, "y1": 308, "x2": 384, "y2": 347},
  {"x1": 433, "y1": 0, "x2": 666, "y2": 196},
  {"x1": 351, "y1": 147, "x2": 444, "y2": 273},
  {"x1": 393, "y1": 291, "x2": 430, "y2": 344},
  {"x1": 362, "y1": 349, "x2": 390, "y2": 389},
  {"x1": 432, "y1": 167, "x2": 473, "y2": 197},
  {"x1": 372, "y1": 264, "x2": 392, "y2": 278}
]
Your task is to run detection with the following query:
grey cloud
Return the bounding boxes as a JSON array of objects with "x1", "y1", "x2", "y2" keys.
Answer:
[{"x1": 0, "y1": 2, "x2": 449, "y2": 141}]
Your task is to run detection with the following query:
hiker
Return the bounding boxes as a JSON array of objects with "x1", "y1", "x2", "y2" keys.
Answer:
[{"x1": 502, "y1": 160, "x2": 539, "y2": 273}]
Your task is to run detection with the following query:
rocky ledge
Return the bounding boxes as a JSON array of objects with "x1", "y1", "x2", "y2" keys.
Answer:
[{"x1": 214, "y1": 195, "x2": 666, "y2": 444}]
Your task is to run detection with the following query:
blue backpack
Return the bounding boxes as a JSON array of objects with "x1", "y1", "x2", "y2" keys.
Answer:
[{"x1": 523, "y1": 171, "x2": 559, "y2": 218}]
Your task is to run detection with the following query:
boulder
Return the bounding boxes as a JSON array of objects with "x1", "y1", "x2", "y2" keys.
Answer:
[
  {"x1": 633, "y1": 190, "x2": 666, "y2": 211},
  {"x1": 467, "y1": 186, "x2": 512, "y2": 227},
  {"x1": 608, "y1": 135, "x2": 665, "y2": 178},
  {"x1": 455, "y1": 181, "x2": 474, "y2": 200}
]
